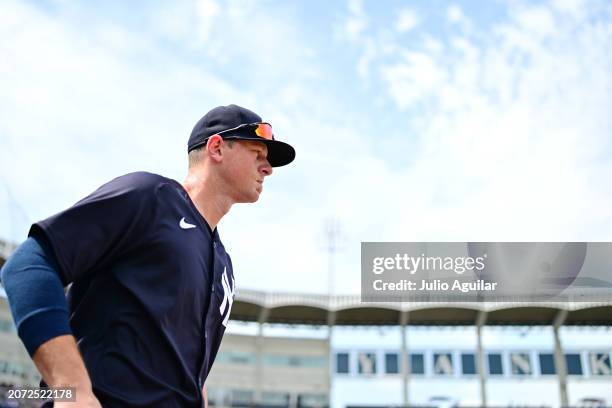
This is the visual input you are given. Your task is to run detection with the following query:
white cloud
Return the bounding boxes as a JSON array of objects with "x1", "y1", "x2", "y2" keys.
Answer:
[
  {"x1": 0, "y1": 0, "x2": 373, "y2": 294},
  {"x1": 2, "y1": 0, "x2": 612, "y2": 296},
  {"x1": 356, "y1": 39, "x2": 376, "y2": 80},
  {"x1": 195, "y1": 0, "x2": 220, "y2": 42},
  {"x1": 339, "y1": 0, "x2": 396, "y2": 85},
  {"x1": 0, "y1": 1, "x2": 243, "y2": 201},
  {"x1": 396, "y1": 8, "x2": 419, "y2": 33},
  {"x1": 344, "y1": 0, "x2": 368, "y2": 41},
  {"x1": 151, "y1": 3, "x2": 198, "y2": 43},
  {"x1": 422, "y1": 34, "x2": 444, "y2": 54},
  {"x1": 512, "y1": 4, "x2": 556, "y2": 39},
  {"x1": 381, "y1": 51, "x2": 448, "y2": 108},
  {"x1": 0, "y1": 0, "x2": 310, "y2": 234},
  {"x1": 345, "y1": 0, "x2": 612, "y2": 246},
  {"x1": 447, "y1": 4, "x2": 464, "y2": 24}
]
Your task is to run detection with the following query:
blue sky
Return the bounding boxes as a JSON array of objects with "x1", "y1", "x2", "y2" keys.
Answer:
[{"x1": 1, "y1": 0, "x2": 612, "y2": 295}]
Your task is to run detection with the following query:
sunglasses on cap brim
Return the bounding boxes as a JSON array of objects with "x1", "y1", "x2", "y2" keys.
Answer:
[{"x1": 216, "y1": 122, "x2": 274, "y2": 141}]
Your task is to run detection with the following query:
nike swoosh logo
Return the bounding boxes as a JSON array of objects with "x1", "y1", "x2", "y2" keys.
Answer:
[{"x1": 179, "y1": 217, "x2": 196, "y2": 229}]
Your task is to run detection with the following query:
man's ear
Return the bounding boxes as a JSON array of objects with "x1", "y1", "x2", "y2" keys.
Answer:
[{"x1": 206, "y1": 135, "x2": 224, "y2": 162}]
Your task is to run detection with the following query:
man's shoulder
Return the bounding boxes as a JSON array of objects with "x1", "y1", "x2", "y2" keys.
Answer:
[
  {"x1": 106, "y1": 171, "x2": 177, "y2": 193},
  {"x1": 113, "y1": 171, "x2": 172, "y2": 185}
]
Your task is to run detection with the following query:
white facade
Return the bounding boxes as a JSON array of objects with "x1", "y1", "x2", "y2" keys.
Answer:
[{"x1": 331, "y1": 326, "x2": 612, "y2": 408}]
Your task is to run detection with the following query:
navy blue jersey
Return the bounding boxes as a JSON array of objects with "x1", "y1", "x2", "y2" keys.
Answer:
[{"x1": 29, "y1": 172, "x2": 236, "y2": 407}]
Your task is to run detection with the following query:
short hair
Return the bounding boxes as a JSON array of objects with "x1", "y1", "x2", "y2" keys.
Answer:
[
  {"x1": 187, "y1": 139, "x2": 235, "y2": 168},
  {"x1": 188, "y1": 146, "x2": 205, "y2": 168}
]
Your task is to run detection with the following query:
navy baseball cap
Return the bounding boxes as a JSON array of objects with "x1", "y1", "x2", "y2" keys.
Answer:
[{"x1": 188, "y1": 104, "x2": 296, "y2": 167}]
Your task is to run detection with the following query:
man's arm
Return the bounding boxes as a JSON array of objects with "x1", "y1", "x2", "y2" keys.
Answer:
[
  {"x1": 33, "y1": 335, "x2": 101, "y2": 407},
  {"x1": 0, "y1": 237, "x2": 101, "y2": 406}
]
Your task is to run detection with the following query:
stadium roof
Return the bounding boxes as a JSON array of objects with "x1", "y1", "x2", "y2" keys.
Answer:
[
  {"x1": 233, "y1": 289, "x2": 612, "y2": 326},
  {"x1": 2, "y1": 240, "x2": 611, "y2": 327}
]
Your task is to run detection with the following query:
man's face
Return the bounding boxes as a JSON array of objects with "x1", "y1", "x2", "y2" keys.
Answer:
[{"x1": 221, "y1": 139, "x2": 273, "y2": 203}]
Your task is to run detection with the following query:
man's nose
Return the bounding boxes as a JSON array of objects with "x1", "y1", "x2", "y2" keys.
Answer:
[{"x1": 260, "y1": 160, "x2": 273, "y2": 176}]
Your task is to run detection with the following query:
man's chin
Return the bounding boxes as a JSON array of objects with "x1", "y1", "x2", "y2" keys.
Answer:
[{"x1": 238, "y1": 192, "x2": 260, "y2": 203}]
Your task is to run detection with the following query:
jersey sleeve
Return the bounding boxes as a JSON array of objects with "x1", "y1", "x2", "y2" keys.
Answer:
[{"x1": 28, "y1": 172, "x2": 160, "y2": 284}]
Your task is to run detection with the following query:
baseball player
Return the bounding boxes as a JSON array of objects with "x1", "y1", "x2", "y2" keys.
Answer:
[{"x1": 0, "y1": 104, "x2": 295, "y2": 407}]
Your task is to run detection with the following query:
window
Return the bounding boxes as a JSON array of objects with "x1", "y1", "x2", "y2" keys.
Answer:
[
  {"x1": 409, "y1": 354, "x2": 425, "y2": 375},
  {"x1": 216, "y1": 351, "x2": 255, "y2": 365},
  {"x1": 385, "y1": 353, "x2": 399, "y2": 374},
  {"x1": 589, "y1": 353, "x2": 612, "y2": 376},
  {"x1": 510, "y1": 353, "x2": 532, "y2": 376},
  {"x1": 336, "y1": 353, "x2": 349, "y2": 374},
  {"x1": 565, "y1": 353, "x2": 583, "y2": 375},
  {"x1": 357, "y1": 352, "x2": 376, "y2": 375},
  {"x1": 488, "y1": 353, "x2": 503, "y2": 375},
  {"x1": 0, "y1": 360, "x2": 23, "y2": 376},
  {"x1": 263, "y1": 355, "x2": 327, "y2": 368},
  {"x1": 539, "y1": 353, "x2": 556, "y2": 375},
  {"x1": 433, "y1": 353, "x2": 454, "y2": 375},
  {"x1": 230, "y1": 390, "x2": 253, "y2": 407},
  {"x1": 262, "y1": 392, "x2": 289, "y2": 406},
  {"x1": 301, "y1": 356, "x2": 328, "y2": 368},
  {"x1": 461, "y1": 353, "x2": 476, "y2": 375},
  {"x1": 0, "y1": 319, "x2": 15, "y2": 333},
  {"x1": 298, "y1": 393, "x2": 328, "y2": 408},
  {"x1": 206, "y1": 387, "x2": 220, "y2": 407}
]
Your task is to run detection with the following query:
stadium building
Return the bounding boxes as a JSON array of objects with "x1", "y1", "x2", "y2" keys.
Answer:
[{"x1": 1, "y1": 241, "x2": 612, "y2": 407}]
